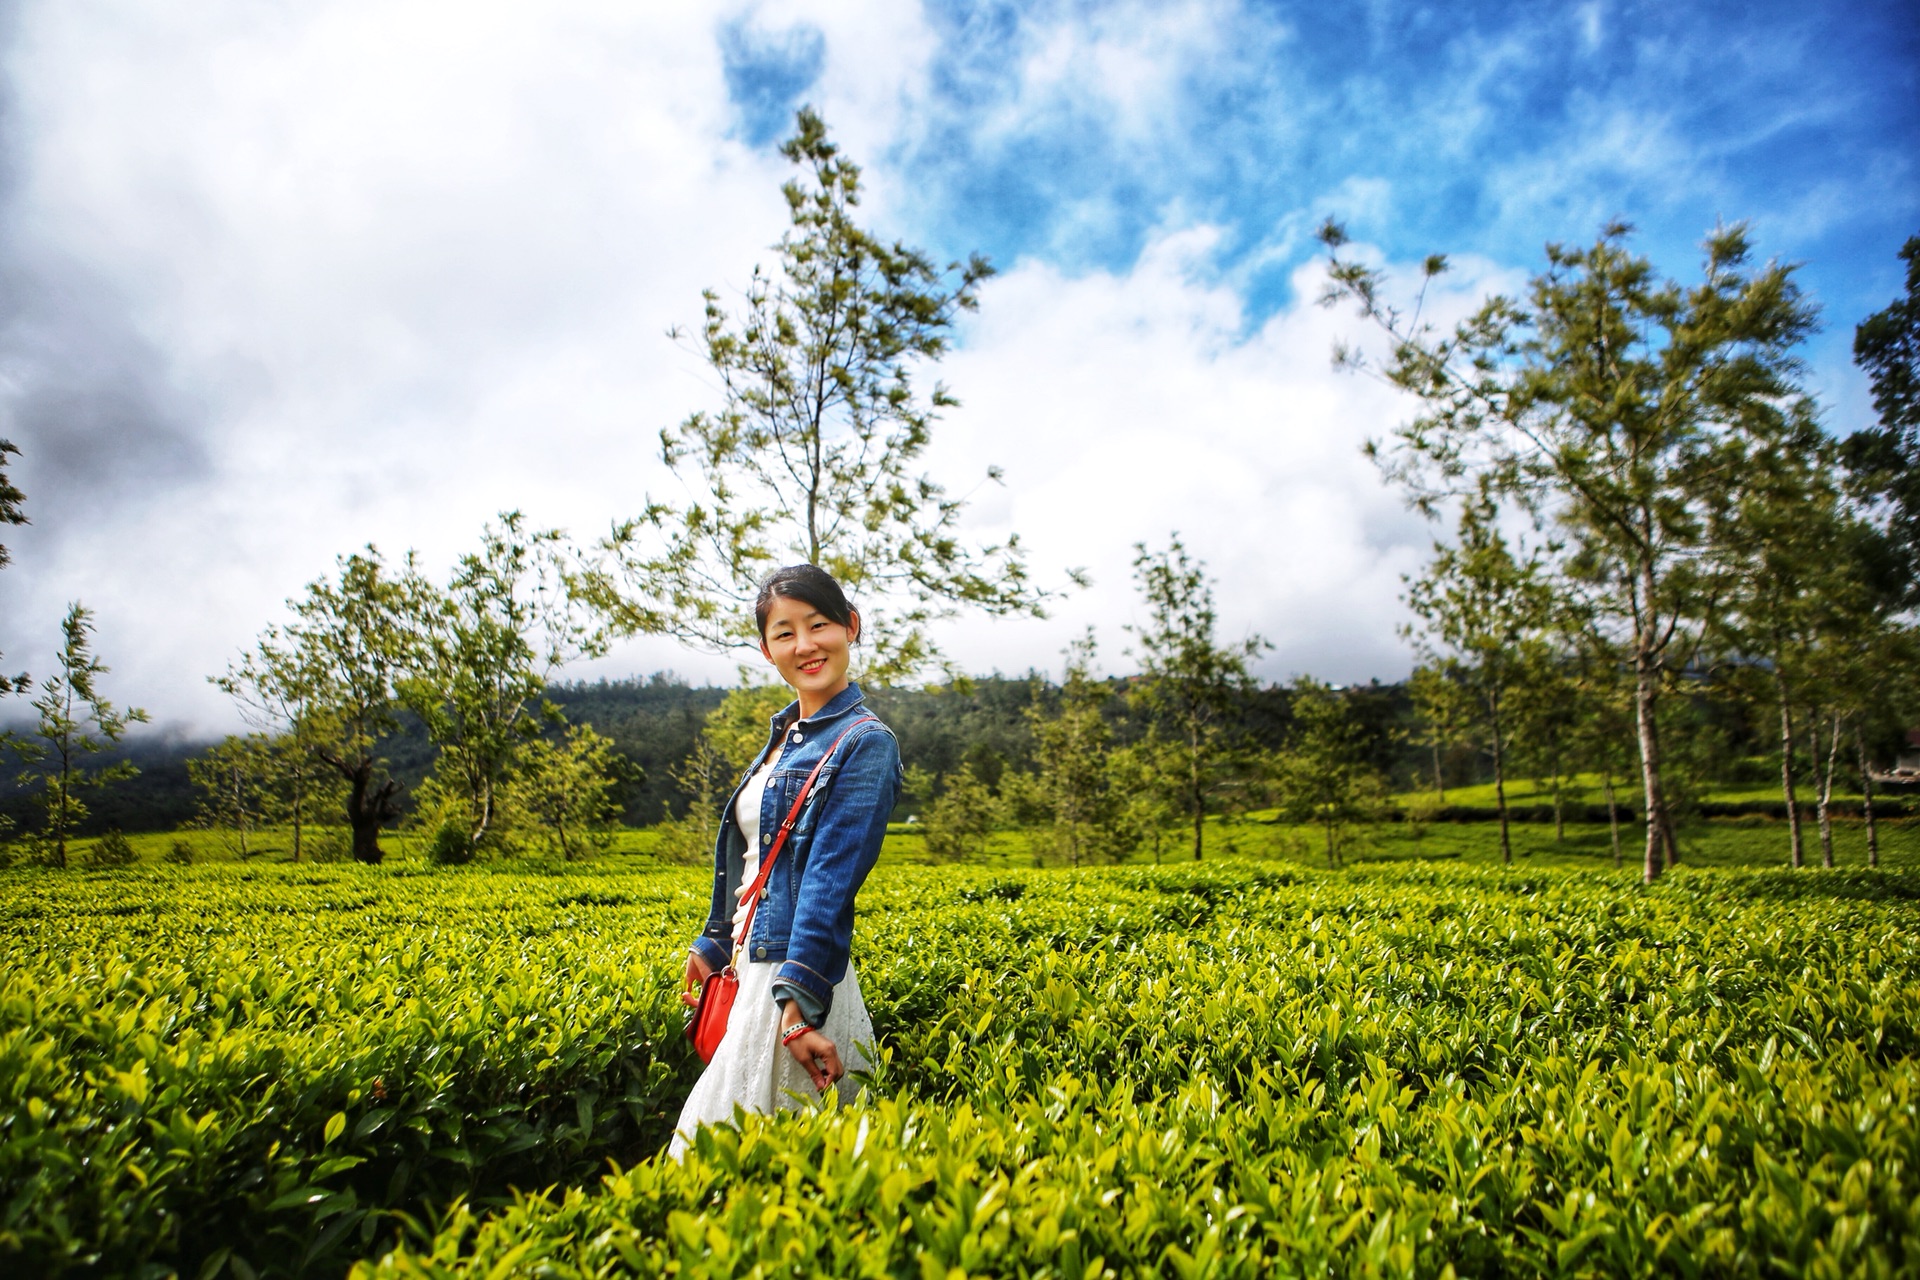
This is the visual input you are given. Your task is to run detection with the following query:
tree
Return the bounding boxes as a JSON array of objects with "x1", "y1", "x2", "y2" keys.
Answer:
[
  {"x1": 1104, "y1": 741, "x2": 1184, "y2": 865},
  {"x1": 1565, "y1": 632, "x2": 1637, "y2": 867},
  {"x1": 654, "y1": 683, "x2": 791, "y2": 862},
  {"x1": 1405, "y1": 663, "x2": 1471, "y2": 800},
  {"x1": 1799, "y1": 521, "x2": 1916, "y2": 870},
  {"x1": 1271, "y1": 678, "x2": 1390, "y2": 867},
  {"x1": 401, "y1": 513, "x2": 605, "y2": 849},
  {"x1": 1402, "y1": 492, "x2": 1556, "y2": 864},
  {"x1": 1844, "y1": 234, "x2": 1920, "y2": 601},
  {"x1": 1128, "y1": 535, "x2": 1267, "y2": 860},
  {"x1": 1840, "y1": 232, "x2": 1920, "y2": 868},
  {"x1": 582, "y1": 108, "x2": 1062, "y2": 682},
  {"x1": 227, "y1": 550, "x2": 424, "y2": 864},
  {"x1": 1509, "y1": 653, "x2": 1581, "y2": 843},
  {"x1": 188, "y1": 735, "x2": 274, "y2": 859},
  {"x1": 1323, "y1": 220, "x2": 1820, "y2": 882},
  {"x1": 1715, "y1": 430, "x2": 1859, "y2": 868},
  {"x1": 0, "y1": 439, "x2": 26, "y2": 700},
  {"x1": 15, "y1": 604, "x2": 148, "y2": 867},
  {"x1": 1024, "y1": 631, "x2": 1122, "y2": 867},
  {"x1": 506, "y1": 726, "x2": 627, "y2": 861},
  {"x1": 921, "y1": 762, "x2": 999, "y2": 862},
  {"x1": 212, "y1": 641, "x2": 339, "y2": 864}
]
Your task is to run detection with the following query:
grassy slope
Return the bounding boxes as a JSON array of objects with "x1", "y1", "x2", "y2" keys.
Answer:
[{"x1": 50, "y1": 808, "x2": 1920, "y2": 876}]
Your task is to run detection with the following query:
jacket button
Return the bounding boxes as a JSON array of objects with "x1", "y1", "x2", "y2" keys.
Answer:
[
  {"x1": 754, "y1": 946, "x2": 767, "y2": 960},
  {"x1": 759, "y1": 887, "x2": 769, "y2": 901},
  {"x1": 762, "y1": 833, "x2": 771, "y2": 845}
]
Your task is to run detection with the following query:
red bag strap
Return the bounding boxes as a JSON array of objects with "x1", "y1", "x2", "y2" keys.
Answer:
[{"x1": 732, "y1": 715, "x2": 878, "y2": 962}]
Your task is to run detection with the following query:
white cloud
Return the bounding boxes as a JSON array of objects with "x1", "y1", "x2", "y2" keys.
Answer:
[
  {"x1": 0, "y1": 0, "x2": 1531, "y2": 731},
  {"x1": 6, "y1": 0, "x2": 1878, "y2": 737},
  {"x1": 920, "y1": 225, "x2": 1513, "y2": 686},
  {"x1": 0, "y1": 1, "x2": 923, "y2": 730}
]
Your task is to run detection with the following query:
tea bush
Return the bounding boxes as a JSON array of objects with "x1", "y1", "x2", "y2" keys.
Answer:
[
  {"x1": 0, "y1": 864, "x2": 703, "y2": 1277},
  {"x1": 4, "y1": 860, "x2": 1919, "y2": 1278}
]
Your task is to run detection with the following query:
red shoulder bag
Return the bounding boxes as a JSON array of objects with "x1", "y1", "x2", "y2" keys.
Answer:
[{"x1": 684, "y1": 716, "x2": 877, "y2": 1064}]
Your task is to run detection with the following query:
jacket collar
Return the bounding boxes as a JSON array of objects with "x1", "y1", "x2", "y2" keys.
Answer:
[{"x1": 770, "y1": 681, "x2": 868, "y2": 733}]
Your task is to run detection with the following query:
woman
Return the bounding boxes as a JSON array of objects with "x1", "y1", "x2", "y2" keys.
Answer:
[{"x1": 670, "y1": 565, "x2": 902, "y2": 1157}]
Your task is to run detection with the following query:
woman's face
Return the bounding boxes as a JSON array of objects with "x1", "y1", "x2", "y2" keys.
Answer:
[{"x1": 759, "y1": 595, "x2": 858, "y2": 706}]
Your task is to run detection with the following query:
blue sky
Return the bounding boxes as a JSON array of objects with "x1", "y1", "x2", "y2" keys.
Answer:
[
  {"x1": 0, "y1": 0, "x2": 1914, "y2": 728},
  {"x1": 739, "y1": 0, "x2": 1917, "y2": 416}
]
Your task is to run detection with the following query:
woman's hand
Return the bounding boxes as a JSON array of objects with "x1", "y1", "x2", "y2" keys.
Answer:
[
  {"x1": 680, "y1": 951, "x2": 714, "y2": 1009},
  {"x1": 780, "y1": 1004, "x2": 843, "y2": 1091}
]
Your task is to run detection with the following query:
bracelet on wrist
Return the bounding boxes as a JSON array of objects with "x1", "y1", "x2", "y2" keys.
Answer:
[{"x1": 780, "y1": 1021, "x2": 813, "y2": 1046}]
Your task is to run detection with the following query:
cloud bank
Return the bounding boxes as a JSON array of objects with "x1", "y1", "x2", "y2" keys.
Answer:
[{"x1": 0, "y1": 0, "x2": 1909, "y2": 730}]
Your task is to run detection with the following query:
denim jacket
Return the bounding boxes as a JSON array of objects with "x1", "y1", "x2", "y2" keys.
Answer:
[{"x1": 690, "y1": 682, "x2": 901, "y2": 1020}]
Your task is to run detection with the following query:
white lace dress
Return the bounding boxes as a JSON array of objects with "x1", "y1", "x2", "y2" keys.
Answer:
[{"x1": 669, "y1": 750, "x2": 874, "y2": 1158}]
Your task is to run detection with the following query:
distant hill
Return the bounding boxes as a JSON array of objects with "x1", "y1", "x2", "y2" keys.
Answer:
[
  {"x1": 1, "y1": 672, "x2": 1424, "y2": 835},
  {"x1": 0, "y1": 674, "x2": 729, "y2": 836}
]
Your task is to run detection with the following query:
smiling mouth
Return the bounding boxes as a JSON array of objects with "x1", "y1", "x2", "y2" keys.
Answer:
[{"x1": 797, "y1": 659, "x2": 827, "y2": 675}]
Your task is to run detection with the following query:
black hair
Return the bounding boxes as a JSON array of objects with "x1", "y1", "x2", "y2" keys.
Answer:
[{"x1": 754, "y1": 564, "x2": 860, "y2": 641}]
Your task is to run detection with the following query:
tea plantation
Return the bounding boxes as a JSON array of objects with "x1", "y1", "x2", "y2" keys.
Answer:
[{"x1": 4, "y1": 858, "x2": 1918, "y2": 1277}]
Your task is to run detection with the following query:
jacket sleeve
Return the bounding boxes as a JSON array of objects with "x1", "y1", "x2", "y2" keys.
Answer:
[
  {"x1": 774, "y1": 725, "x2": 900, "y2": 1018},
  {"x1": 690, "y1": 816, "x2": 734, "y2": 974}
]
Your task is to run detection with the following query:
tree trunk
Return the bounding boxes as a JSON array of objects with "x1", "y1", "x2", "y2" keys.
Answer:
[
  {"x1": 1552, "y1": 753, "x2": 1564, "y2": 843},
  {"x1": 1775, "y1": 668, "x2": 1804, "y2": 868},
  {"x1": 1490, "y1": 696, "x2": 1512, "y2": 866},
  {"x1": 232, "y1": 762, "x2": 250, "y2": 858},
  {"x1": 290, "y1": 760, "x2": 305, "y2": 864},
  {"x1": 338, "y1": 759, "x2": 401, "y2": 865},
  {"x1": 53, "y1": 748, "x2": 72, "y2": 869},
  {"x1": 1605, "y1": 774, "x2": 1621, "y2": 867},
  {"x1": 1816, "y1": 712, "x2": 1839, "y2": 869},
  {"x1": 1431, "y1": 740, "x2": 1445, "y2": 801},
  {"x1": 1857, "y1": 724, "x2": 1879, "y2": 870},
  {"x1": 1189, "y1": 729, "x2": 1204, "y2": 861},
  {"x1": 1634, "y1": 646, "x2": 1670, "y2": 884}
]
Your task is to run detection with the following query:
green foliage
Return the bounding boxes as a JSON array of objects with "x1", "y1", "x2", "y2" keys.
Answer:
[
  {"x1": 401, "y1": 513, "x2": 605, "y2": 848},
  {"x1": 1324, "y1": 220, "x2": 1823, "y2": 883},
  {"x1": 1128, "y1": 535, "x2": 1268, "y2": 860},
  {"x1": 504, "y1": 726, "x2": 626, "y2": 861},
  {"x1": 7, "y1": 854, "x2": 1920, "y2": 1276},
  {"x1": 1404, "y1": 490, "x2": 1556, "y2": 862},
  {"x1": 920, "y1": 762, "x2": 1000, "y2": 862},
  {"x1": 0, "y1": 863, "x2": 703, "y2": 1278},
  {"x1": 256, "y1": 858, "x2": 1920, "y2": 1280},
  {"x1": 223, "y1": 548, "x2": 425, "y2": 864},
  {"x1": 1270, "y1": 678, "x2": 1392, "y2": 866},
  {"x1": 582, "y1": 109, "x2": 1056, "y2": 683},
  {"x1": 0, "y1": 437, "x2": 24, "y2": 572},
  {"x1": 1845, "y1": 233, "x2": 1920, "y2": 601},
  {"x1": 1021, "y1": 631, "x2": 1124, "y2": 866},
  {"x1": 81, "y1": 828, "x2": 137, "y2": 868},
  {"x1": 163, "y1": 839, "x2": 194, "y2": 866},
  {"x1": 652, "y1": 685, "x2": 788, "y2": 863},
  {"x1": 187, "y1": 734, "x2": 276, "y2": 859},
  {"x1": 13, "y1": 603, "x2": 148, "y2": 868},
  {"x1": 698, "y1": 683, "x2": 792, "y2": 768},
  {"x1": 425, "y1": 819, "x2": 475, "y2": 865},
  {"x1": 307, "y1": 828, "x2": 351, "y2": 864}
]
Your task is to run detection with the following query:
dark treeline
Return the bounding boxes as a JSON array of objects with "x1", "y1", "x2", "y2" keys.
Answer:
[
  {"x1": 0, "y1": 673, "x2": 1414, "y2": 834},
  {"x1": 36, "y1": 665, "x2": 1918, "y2": 837}
]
